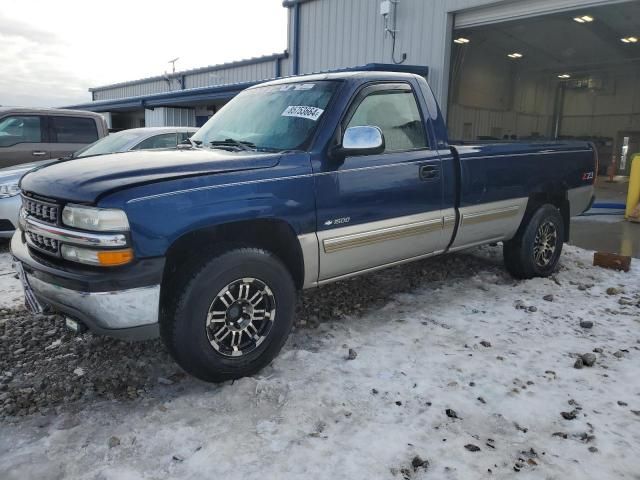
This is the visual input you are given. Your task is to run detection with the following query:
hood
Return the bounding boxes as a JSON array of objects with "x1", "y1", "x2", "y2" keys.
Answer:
[
  {"x1": 20, "y1": 148, "x2": 280, "y2": 204},
  {"x1": 0, "y1": 159, "x2": 55, "y2": 181}
]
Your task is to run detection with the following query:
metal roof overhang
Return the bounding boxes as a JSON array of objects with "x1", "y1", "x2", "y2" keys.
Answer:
[
  {"x1": 67, "y1": 80, "x2": 259, "y2": 113},
  {"x1": 68, "y1": 63, "x2": 429, "y2": 113}
]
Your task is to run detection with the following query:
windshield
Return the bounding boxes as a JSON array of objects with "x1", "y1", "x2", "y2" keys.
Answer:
[
  {"x1": 74, "y1": 130, "x2": 142, "y2": 157},
  {"x1": 192, "y1": 80, "x2": 340, "y2": 151}
]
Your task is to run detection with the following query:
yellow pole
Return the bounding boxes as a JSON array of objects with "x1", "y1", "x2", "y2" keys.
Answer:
[{"x1": 626, "y1": 153, "x2": 640, "y2": 221}]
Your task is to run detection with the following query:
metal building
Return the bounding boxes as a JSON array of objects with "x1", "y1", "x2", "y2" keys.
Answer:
[{"x1": 71, "y1": 0, "x2": 640, "y2": 175}]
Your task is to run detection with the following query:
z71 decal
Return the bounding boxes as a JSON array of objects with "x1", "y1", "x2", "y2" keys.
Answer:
[{"x1": 582, "y1": 171, "x2": 594, "y2": 181}]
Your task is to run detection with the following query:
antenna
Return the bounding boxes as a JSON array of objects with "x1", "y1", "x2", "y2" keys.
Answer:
[{"x1": 168, "y1": 57, "x2": 180, "y2": 73}]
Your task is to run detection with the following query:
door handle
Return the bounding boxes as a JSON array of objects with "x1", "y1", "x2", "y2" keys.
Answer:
[
  {"x1": 419, "y1": 165, "x2": 439, "y2": 181},
  {"x1": 32, "y1": 151, "x2": 47, "y2": 157}
]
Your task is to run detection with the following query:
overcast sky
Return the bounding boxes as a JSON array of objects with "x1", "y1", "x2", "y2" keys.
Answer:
[{"x1": 0, "y1": 0, "x2": 288, "y2": 107}]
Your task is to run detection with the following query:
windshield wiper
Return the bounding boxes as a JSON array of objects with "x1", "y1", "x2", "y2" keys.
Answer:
[{"x1": 209, "y1": 138, "x2": 257, "y2": 151}]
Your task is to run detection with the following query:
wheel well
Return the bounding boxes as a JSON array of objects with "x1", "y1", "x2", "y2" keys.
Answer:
[
  {"x1": 523, "y1": 191, "x2": 571, "y2": 242},
  {"x1": 161, "y1": 219, "x2": 305, "y2": 309}
]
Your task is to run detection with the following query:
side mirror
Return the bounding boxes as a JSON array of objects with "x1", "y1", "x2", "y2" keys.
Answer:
[{"x1": 333, "y1": 126, "x2": 385, "y2": 159}]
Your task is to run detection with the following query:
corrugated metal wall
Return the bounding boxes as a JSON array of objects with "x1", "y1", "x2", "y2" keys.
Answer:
[
  {"x1": 291, "y1": 0, "x2": 501, "y2": 105},
  {"x1": 145, "y1": 107, "x2": 196, "y2": 127},
  {"x1": 93, "y1": 59, "x2": 282, "y2": 101},
  {"x1": 94, "y1": 79, "x2": 172, "y2": 101},
  {"x1": 184, "y1": 61, "x2": 277, "y2": 89}
]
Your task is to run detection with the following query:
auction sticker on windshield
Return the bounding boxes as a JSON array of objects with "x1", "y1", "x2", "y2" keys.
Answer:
[{"x1": 281, "y1": 106, "x2": 324, "y2": 121}]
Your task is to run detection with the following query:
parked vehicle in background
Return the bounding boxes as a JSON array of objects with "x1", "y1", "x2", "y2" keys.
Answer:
[
  {"x1": 0, "y1": 127, "x2": 198, "y2": 238},
  {"x1": 73, "y1": 127, "x2": 197, "y2": 158},
  {"x1": 12, "y1": 72, "x2": 596, "y2": 382},
  {"x1": 0, "y1": 107, "x2": 108, "y2": 169}
]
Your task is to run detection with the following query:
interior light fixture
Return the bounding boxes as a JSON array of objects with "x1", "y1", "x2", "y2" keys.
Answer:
[
  {"x1": 573, "y1": 15, "x2": 594, "y2": 23},
  {"x1": 507, "y1": 52, "x2": 523, "y2": 59},
  {"x1": 558, "y1": 74, "x2": 571, "y2": 79},
  {"x1": 454, "y1": 37, "x2": 470, "y2": 44},
  {"x1": 621, "y1": 36, "x2": 638, "y2": 43}
]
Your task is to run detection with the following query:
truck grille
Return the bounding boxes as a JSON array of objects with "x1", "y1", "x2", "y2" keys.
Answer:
[
  {"x1": 22, "y1": 196, "x2": 59, "y2": 224},
  {"x1": 26, "y1": 231, "x2": 60, "y2": 254}
]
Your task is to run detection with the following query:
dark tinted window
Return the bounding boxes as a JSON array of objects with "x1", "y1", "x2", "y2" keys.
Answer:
[
  {"x1": 131, "y1": 133, "x2": 177, "y2": 150},
  {"x1": 178, "y1": 131, "x2": 195, "y2": 143},
  {"x1": 0, "y1": 115, "x2": 43, "y2": 147},
  {"x1": 347, "y1": 91, "x2": 428, "y2": 152},
  {"x1": 49, "y1": 116, "x2": 99, "y2": 143}
]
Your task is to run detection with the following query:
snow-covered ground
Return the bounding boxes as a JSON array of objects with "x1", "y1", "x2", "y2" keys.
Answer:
[{"x1": 1, "y1": 245, "x2": 639, "y2": 479}]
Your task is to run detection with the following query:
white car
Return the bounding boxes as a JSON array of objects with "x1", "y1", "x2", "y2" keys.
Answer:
[{"x1": 0, "y1": 127, "x2": 197, "y2": 238}]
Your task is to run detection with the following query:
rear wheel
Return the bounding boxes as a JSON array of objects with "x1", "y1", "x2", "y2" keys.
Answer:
[
  {"x1": 161, "y1": 248, "x2": 296, "y2": 382},
  {"x1": 503, "y1": 204, "x2": 564, "y2": 279}
]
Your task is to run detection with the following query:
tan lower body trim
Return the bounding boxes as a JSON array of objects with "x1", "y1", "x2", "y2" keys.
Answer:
[
  {"x1": 461, "y1": 205, "x2": 521, "y2": 226},
  {"x1": 323, "y1": 218, "x2": 442, "y2": 253}
]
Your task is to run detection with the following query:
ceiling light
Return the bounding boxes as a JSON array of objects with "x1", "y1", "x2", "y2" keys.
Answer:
[
  {"x1": 573, "y1": 15, "x2": 594, "y2": 23},
  {"x1": 507, "y1": 52, "x2": 523, "y2": 59},
  {"x1": 558, "y1": 74, "x2": 571, "y2": 79},
  {"x1": 621, "y1": 36, "x2": 638, "y2": 43},
  {"x1": 454, "y1": 37, "x2": 470, "y2": 44}
]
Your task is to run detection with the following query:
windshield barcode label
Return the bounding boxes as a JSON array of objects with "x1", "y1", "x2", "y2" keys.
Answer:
[{"x1": 281, "y1": 106, "x2": 324, "y2": 121}]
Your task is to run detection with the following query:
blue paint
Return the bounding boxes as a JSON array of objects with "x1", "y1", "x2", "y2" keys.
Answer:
[{"x1": 591, "y1": 202, "x2": 626, "y2": 209}]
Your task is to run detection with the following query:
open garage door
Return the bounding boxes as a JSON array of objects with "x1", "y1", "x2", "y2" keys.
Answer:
[
  {"x1": 448, "y1": 1, "x2": 640, "y2": 176},
  {"x1": 455, "y1": 0, "x2": 629, "y2": 29}
]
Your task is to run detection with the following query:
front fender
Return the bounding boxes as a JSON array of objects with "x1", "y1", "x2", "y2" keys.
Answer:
[{"x1": 99, "y1": 153, "x2": 316, "y2": 258}]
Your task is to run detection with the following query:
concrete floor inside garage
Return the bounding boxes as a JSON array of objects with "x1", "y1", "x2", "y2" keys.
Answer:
[{"x1": 569, "y1": 178, "x2": 640, "y2": 258}]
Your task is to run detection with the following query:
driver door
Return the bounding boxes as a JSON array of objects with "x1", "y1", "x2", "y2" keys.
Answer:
[{"x1": 314, "y1": 83, "x2": 445, "y2": 281}]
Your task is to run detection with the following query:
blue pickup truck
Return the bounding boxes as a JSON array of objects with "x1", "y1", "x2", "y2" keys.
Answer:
[{"x1": 11, "y1": 71, "x2": 596, "y2": 381}]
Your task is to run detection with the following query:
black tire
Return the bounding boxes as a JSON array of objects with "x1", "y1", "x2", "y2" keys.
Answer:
[
  {"x1": 161, "y1": 248, "x2": 296, "y2": 382},
  {"x1": 503, "y1": 204, "x2": 564, "y2": 279}
]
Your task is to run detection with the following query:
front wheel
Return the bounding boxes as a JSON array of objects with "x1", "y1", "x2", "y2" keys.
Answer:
[
  {"x1": 161, "y1": 248, "x2": 296, "y2": 382},
  {"x1": 503, "y1": 204, "x2": 564, "y2": 279}
]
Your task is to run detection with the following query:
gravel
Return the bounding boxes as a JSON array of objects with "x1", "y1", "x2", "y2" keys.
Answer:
[
  {"x1": 581, "y1": 352, "x2": 597, "y2": 367},
  {"x1": 1, "y1": 248, "x2": 506, "y2": 420}
]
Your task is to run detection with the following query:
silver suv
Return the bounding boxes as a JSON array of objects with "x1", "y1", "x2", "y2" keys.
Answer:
[{"x1": 0, "y1": 107, "x2": 108, "y2": 169}]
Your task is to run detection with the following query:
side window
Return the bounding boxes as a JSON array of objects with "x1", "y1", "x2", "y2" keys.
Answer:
[
  {"x1": 346, "y1": 90, "x2": 428, "y2": 152},
  {"x1": 49, "y1": 116, "x2": 99, "y2": 143},
  {"x1": 131, "y1": 133, "x2": 178, "y2": 150},
  {"x1": 0, "y1": 115, "x2": 43, "y2": 147},
  {"x1": 178, "y1": 132, "x2": 193, "y2": 143}
]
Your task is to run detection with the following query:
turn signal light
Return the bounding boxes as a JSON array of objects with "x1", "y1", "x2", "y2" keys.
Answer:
[{"x1": 97, "y1": 249, "x2": 135, "y2": 266}]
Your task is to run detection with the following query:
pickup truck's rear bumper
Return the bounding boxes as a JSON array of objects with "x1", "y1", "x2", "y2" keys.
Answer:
[{"x1": 10, "y1": 232, "x2": 164, "y2": 340}]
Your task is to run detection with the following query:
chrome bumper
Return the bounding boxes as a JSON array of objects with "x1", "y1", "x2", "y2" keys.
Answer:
[
  {"x1": 27, "y1": 273, "x2": 160, "y2": 332},
  {"x1": 10, "y1": 231, "x2": 162, "y2": 340}
]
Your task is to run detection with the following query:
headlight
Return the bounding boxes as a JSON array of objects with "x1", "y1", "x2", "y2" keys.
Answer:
[
  {"x1": 0, "y1": 181, "x2": 20, "y2": 198},
  {"x1": 62, "y1": 205, "x2": 129, "y2": 231}
]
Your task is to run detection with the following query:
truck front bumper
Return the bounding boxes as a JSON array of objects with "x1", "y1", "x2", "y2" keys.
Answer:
[{"x1": 10, "y1": 231, "x2": 164, "y2": 340}]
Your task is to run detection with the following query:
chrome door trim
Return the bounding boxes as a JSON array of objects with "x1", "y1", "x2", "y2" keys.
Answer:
[{"x1": 322, "y1": 218, "x2": 443, "y2": 254}]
